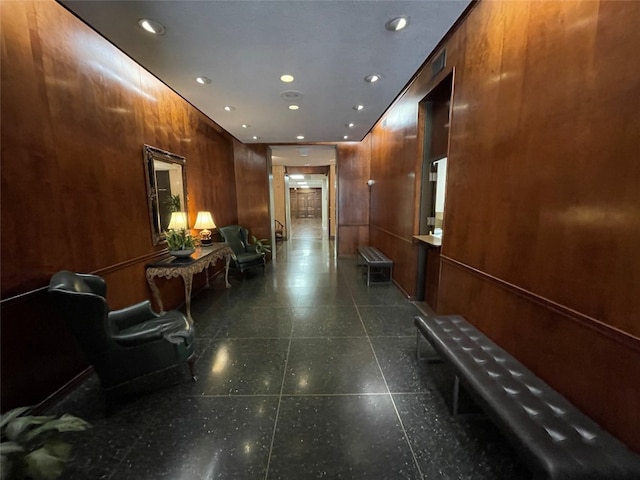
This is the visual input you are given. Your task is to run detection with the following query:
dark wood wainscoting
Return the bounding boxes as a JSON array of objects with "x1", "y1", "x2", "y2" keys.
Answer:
[
  {"x1": 1, "y1": 0, "x2": 238, "y2": 410},
  {"x1": 438, "y1": 258, "x2": 640, "y2": 451}
]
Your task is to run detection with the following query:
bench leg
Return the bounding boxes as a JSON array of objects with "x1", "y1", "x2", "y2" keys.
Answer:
[
  {"x1": 416, "y1": 330, "x2": 444, "y2": 363},
  {"x1": 453, "y1": 376, "x2": 460, "y2": 416}
]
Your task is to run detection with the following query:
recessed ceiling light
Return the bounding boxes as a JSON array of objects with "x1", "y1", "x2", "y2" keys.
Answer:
[
  {"x1": 195, "y1": 76, "x2": 211, "y2": 85},
  {"x1": 290, "y1": 174, "x2": 304, "y2": 179},
  {"x1": 343, "y1": 135, "x2": 349, "y2": 140},
  {"x1": 252, "y1": 136, "x2": 259, "y2": 140},
  {"x1": 296, "y1": 135, "x2": 305, "y2": 140},
  {"x1": 353, "y1": 105, "x2": 364, "y2": 111},
  {"x1": 289, "y1": 104, "x2": 299, "y2": 110},
  {"x1": 138, "y1": 18, "x2": 166, "y2": 35},
  {"x1": 365, "y1": 74, "x2": 380, "y2": 83},
  {"x1": 386, "y1": 16, "x2": 409, "y2": 32},
  {"x1": 346, "y1": 123, "x2": 355, "y2": 128},
  {"x1": 242, "y1": 124, "x2": 250, "y2": 128},
  {"x1": 224, "y1": 106, "x2": 235, "y2": 111},
  {"x1": 280, "y1": 74, "x2": 294, "y2": 83}
]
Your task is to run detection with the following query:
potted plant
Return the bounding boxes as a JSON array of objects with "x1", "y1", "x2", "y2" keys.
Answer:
[
  {"x1": 251, "y1": 235, "x2": 271, "y2": 254},
  {"x1": 0, "y1": 407, "x2": 90, "y2": 480},
  {"x1": 166, "y1": 228, "x2": 197, "y2": 257}
]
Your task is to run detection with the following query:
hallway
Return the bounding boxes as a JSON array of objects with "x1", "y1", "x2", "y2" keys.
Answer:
[{"x1": 50, "y1": 238, "x2": 527, "y2": 479}]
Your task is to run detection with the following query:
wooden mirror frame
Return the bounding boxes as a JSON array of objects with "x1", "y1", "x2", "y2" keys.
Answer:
[{"x1": 143, "y1": 145, "x2": 188, "y2": 245}]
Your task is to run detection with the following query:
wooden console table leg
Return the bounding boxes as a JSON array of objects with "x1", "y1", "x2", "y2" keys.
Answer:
[
  {"x1": 224, "y1": 254, "x2": 231, "y2": 289},
  {"x1": 181, "y1": 272, "x2": 194, "y2": 322},
  {"x1": 145, "y1": 272, "x2": 165, "y2": 313}
]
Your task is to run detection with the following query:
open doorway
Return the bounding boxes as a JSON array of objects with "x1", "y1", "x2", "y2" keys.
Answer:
[{"x1": 270, "y1": 145, "x2": 336, "y2": 243}]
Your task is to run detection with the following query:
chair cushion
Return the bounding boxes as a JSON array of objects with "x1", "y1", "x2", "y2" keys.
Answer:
[{"x1": 114, "y1": 311, "x2": 191, "y2": 346}]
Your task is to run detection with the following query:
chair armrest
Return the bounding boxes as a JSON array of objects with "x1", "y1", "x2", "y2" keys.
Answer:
[
  {"x1": 110, "y1": 300, "x2": 158, "y2": 330},
  {"x1": 112, "y1": 329, "x2": 164, "y2": 347},
  {"x1": 246, "y1": 243, "x2": 261, "y2": 254}
]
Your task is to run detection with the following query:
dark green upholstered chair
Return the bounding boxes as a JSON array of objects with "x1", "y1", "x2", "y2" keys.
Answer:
[
  {"x1": 48, "y1": 271, "x2": 196, "y2": 392},
  {"x1": 218, "y1": 225, "x2": 266, "y2": 275}
]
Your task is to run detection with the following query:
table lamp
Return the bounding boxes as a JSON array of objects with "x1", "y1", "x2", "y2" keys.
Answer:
[
  {"x1": 193, "y1": 211, "x2": 216, "y2": 245},
  {"x1": 168, "y1": 211, "x2": 188, "y2": 230}
]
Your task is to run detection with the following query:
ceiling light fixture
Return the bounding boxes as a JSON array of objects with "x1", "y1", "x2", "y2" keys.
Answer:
[
  {"x1": 343, "y1": 136, "x2": 349, "y2": 140},
  {"x1": 296, "y1": 135, "x2": 305, "y2": 140},
  {"x1": 224, "y1": 106, "x2": 235, "y2": 111},
  {"x1": 386, "y1": 16, "x2": 409, "y2": 32},
  {"x1": 138, "y1": 18, "x2": 166, "y2": 35},
  {"x1": 290, "y1": 175, "x2": 304, "y2": 179},
  {"x1": 242, "y1": 124, "x2": 250, "y2": 128},
  {"x1": 280, "y1": 74, "x2": 294, "y2": 83},
  {"x1": 364, "y1": 74, "x2": 380, "y2": 83},
  {"x1": 289, "y1": 105, "x2": 299, "y2": 110},
  {"x1": 346, "y1": 123, "x2": 355, "y2": 128},
  {"x1": 195, "y1": 76, "x2": 211, "y2": 85},
  {"x1": 252, "y1": 136, "x2": 259, "y2": 140},
  {"x1": 353, "y1": 105, "x2": 364, "y2": 111}
]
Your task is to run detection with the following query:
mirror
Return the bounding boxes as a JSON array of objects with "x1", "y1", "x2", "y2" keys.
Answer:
[
  {"x1": 143, "y1": 145, "x2": 188, "y2": 245},
  {"x1": 432, "y1": 157, "x2": 447, "y2": 236}
]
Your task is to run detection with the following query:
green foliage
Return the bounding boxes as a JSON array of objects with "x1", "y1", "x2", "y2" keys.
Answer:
[
  {"x1": 165, "y1": 228, "x2": 197, "y2": 251},
  {"x1": 251, "y1": 235, "x2": 272, "y2": 254},
  {"x1": 165, "y1": 194, "x2": 182, "y2": 213},
  {"x1": 1, "y1": 407, "x2": 90, "y2": 480}
]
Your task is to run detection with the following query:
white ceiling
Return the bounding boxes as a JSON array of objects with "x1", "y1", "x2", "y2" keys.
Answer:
[{"x1": 59, "y1": 0, "x2": 469, "y2": 165}]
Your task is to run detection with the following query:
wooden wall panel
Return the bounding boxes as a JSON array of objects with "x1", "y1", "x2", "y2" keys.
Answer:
[
  {"x1": 233, "y1": 141, "x2": 270, "y2": 241},
  {"x1": 272, "y1": 165, "x2": 287, "y2": 238},
  {"x1": 438, "y1": 259, "x2": 640, "y2": 450},
  {"x1": 336, "y1": 138, "x2": 371, "y2": 254},
  {"x1": 364, "y1": 0, "x2": 640, "y2": 451},
  {"x1": 1, "y1": 0, "x2": 238, "y2": 409}
]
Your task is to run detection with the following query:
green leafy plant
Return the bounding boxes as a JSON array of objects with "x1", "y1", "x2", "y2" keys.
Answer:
[
  {"x1": 1, "y1": 407, "x2": 90, "y2": 480},
  {"x1": 165, "y1": 194, "x2": 182, "y2": 213},
  {"x1": 251, "y1": 235, "x2": 271, "y2": 254},
  {"x1": 165, "y1": 228, "x2": 197, "y2": 251}
]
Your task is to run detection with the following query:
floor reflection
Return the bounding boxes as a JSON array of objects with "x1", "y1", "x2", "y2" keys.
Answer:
[{"x1": 50, "y1": 235, "x2": 529, "y2": 480}]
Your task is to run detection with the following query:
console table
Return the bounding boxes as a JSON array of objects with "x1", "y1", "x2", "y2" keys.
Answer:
[{"x1": 146, "y1": 243, "x2": 233, "y2": 322}]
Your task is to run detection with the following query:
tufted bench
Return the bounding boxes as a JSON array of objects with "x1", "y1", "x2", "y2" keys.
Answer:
[
  {"x1": 414, "y1": 314, "x2": 640, "y2": 480},
  {"x1": 357, "y1": 245, "x2": 393, "y2": 285}
]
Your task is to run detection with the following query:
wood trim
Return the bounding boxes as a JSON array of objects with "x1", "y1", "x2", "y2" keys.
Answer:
[
  {"x1": 370, "y1": 225, "x2": 414, "y2": 245},
  {"x1": 35, "y1": 367, "x2": 94, "y2": 414},
  {"x1": 0, "y1": 250, "x2": 170, "y2": 307},
  {"x1": 441, "y1": 256, "x2": 640, "y2": 351}
]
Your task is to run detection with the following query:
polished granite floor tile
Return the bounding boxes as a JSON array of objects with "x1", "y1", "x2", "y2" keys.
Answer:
[
  {"x1": 393, "y1": 392, "x2": 531, "y2": 480},
  {"x1": 358, "y1": 304, "x2": 421, "y2": 337},
  {"x1": 51, "y1": 237, "x2": 526, "y2": 480},
  {"x1": 283, "y1": 337, "x2": 387, "y2": 394},
  {"x1": 370, "y1": 336, "x2": 431, "y2": 393},
  {"x1": 296, "y1": 286, "x2": 355, "y2": 306},
  {"x1": 112, "y1": 395, "x2": 278, "y2": 479},
  {"x1": 215, "y1": 307, "x2": 294, "y2": 338},
  {"x1": 187, "y1": 338, "x2": 289, "y2": 395},
  {"x1": 267, "y1": 395, "x2": 420, "y2": 480},
  {"x1": 292, "y1": 306, "x2": 366, "y2": 337}
]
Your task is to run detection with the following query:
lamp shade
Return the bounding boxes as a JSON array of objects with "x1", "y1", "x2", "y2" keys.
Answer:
[
  {"x1": 168, "y1": 211, "x2": 188, "y2": 230},
  {"x1": 193, "y1": 211, "x2": 216, "y2": 230}
]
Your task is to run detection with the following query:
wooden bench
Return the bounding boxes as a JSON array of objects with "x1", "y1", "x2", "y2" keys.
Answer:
[
  {"x1": 356, "y1": 246, "x2": 393, "y2": 285},
  {"x1": 415, "y1": 314, "x2": 640, "y2": 480}
]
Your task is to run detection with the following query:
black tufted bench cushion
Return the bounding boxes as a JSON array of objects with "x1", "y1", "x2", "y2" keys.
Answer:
[
  {"x1": 414, "y1": 314, "x2": 640, "y2": 480},
  {"x1": 357, "y1": 245, "x2": 393, "y2": 285}
]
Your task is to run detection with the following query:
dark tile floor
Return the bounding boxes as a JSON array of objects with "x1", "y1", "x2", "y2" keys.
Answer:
[{"x1": 51, "y1": 237, "x2": 531, "y2": 479}]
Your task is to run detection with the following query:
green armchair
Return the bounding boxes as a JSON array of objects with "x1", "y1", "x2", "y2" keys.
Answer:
[
  {"x1": 218, "y1": 225, "x2": 266, "y2": 275},
  {"x1": 48, "y1": 271, "x2": 196, "y2": 392}
]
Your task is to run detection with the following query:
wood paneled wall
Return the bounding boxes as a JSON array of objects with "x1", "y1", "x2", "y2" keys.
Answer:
[
  {"x1": 366, "y1": 0, "x2": 640, "y2": 450},
  {"x1": 233, "y1": 140, "x2": 271, "y2": 242},
  {"x1": 1, "y1": 0, "x2": 239, "y2": 409},
  {"x1": 336, "y1": 139, "x2": 371, "y2": 255},
  {"x1": 272, "y1": 165, "x2": 287, "y2": 238}
]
